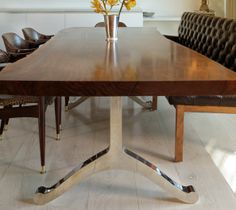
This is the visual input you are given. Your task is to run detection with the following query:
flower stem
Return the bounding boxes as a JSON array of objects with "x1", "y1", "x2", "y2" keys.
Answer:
[
  {"x1": 118, "y1": 0, "x2": 125, "y2": 17},
  {"x1": 102, "y1": 0, "x2": 108, "y2": 15}
]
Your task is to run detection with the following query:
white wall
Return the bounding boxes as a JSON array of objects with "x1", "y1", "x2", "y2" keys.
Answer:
[
  {"x1": 138, "y1": 0, "x2": 225, "y2": 17},
  {"x1": 0, "y1": 0, "x2": 87, "y2": 8},
  {"x1": 0, "y1": 0, "x2": 226, "y2": 17},
  {"x1": 139, "y1": 0, "x2": 198, "y2": 16},
  {"x1": 0, "y1": 0, "x2": 228, "y2": 50}
]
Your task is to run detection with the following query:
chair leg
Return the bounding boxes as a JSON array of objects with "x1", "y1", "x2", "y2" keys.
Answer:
[
  {"x1": 65, "y1": 97, "x2": 69, "y2": 111},
  {"x1": 0, "y1": 119, "x2": 5, "y2": 140},
  {"x1": 152, "y1": 96, "x2": 158, "y2": 111},
  {"x1": 38, "y1": 97, "x2": 46, "y2": 174},
  {"x1": 175, "y1": 105, "x2": 184, "y2": 162},
  {"x1": 55, "y1": 97, "x2": 61, "y2": 140},
  {"x1": 3, "y1": 105, "x2": 11, "y2": 131},
  {"x1": 59, "y1": 97, "x2": 62, "y2": 130},
  {"x1": 4, "y1": 118, "x2": 9, "y2": 130}
]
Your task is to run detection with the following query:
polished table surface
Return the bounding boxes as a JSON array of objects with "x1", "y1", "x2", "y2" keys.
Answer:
[
  {"x1": 1, "y1": 27, "x2": 236, "y2": 96},
  {"x1": 1, "y1": 27, "x2": 236, "y2": 205}
]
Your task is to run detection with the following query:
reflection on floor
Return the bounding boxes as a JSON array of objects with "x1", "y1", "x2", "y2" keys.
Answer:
[{"x1": 0, "y1": 97, "x2": 235, "y2": 210}]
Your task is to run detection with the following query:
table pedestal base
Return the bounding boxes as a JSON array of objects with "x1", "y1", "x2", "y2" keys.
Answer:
[
  {"x1": 65, "y1": 96, "x2": 154, "y2": 111},
  {"x1": 65, "y1": 96, "x2": 89, "y2": 111},
  {"x1": 34, "y1": 97, "x2": 198, "y2": 205}
]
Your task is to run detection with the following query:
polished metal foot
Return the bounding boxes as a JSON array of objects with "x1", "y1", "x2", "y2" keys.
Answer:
[
  {"x1": 33, "y1": 97, "x2": 198, "y2": 205},
  {"x1": 56, "y1": 134, "x2": 60, "y2": 141},
  {"x1": 34, "y1": 148, "x2": 109, "y2": 205},
  {"x1": 40, "y1": 166, "x2": 46, "y2": 174},
  {"x1": 129, "y1": 96, "x2": 153, "y2": 110},
  {"x1": 125, "y1": 149, "x2": 198, "y2": 204},
  {"x1": 66, "y1": 97, "x2": 89, "y2": 111},
  {"x1": 4, "y1": 125, "x2": 8, "y2": 131},
  {"x1": 65, "y1": 106, "x2": 69, "y2": 112}
]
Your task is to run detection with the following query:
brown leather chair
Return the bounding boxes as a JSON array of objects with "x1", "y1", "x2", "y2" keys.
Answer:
[
  {"x1": 0, "y1": 50, "x2": 62, "y2": 174},
  {"x1": 0, "y1": 49, "x2": 10, "y2": 68},
  {"x1": 165, "y1": 12, "x2": 236, "y2": 162},
  {"x1": 95, "y1": 22, "x2": 127, "y2": 27},
  {"x1": 22, "y1": 27, "x2": 53, "y2": 47},
  {"x1": 2, "y1": 32, "x2": 38, "y2": 62}
]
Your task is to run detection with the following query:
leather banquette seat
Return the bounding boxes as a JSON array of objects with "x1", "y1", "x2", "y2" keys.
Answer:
[{"x1": 165, "y1": 12, "x2": 236, "y2": 161}]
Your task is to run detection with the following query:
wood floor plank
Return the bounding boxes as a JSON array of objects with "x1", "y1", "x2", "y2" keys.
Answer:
[{"x1": 158, "y1": 97, "x2": 236, "y2": 209}]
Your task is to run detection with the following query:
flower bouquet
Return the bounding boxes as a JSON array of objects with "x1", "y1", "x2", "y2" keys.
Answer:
[{"x1": 91, "y1": 0, "x2": 136, "y2": 41}]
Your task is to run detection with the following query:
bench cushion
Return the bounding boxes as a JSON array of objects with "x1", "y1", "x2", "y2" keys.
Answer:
[{"x1": 167, "y1": 95, "x2": 236, "y2": 107}]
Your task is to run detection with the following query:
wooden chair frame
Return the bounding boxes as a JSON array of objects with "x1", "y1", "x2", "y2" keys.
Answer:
[
  {"x1": 0, "y1": 97, "x2": 62, "y2": 174},
  {"x1": 175, "y1": 104, "x2": 236, "y2": 162}
]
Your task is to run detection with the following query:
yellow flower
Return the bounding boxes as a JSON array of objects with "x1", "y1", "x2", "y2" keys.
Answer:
[
  {"x1": 107, "y1": 0, "x2": 118, "y2": 7},
  {"x1": 91, "y1": 0, "x2": 104, "y2": 14},
  {"x1": 124, "y1": 0, "x2": 136, "y2": 10}
]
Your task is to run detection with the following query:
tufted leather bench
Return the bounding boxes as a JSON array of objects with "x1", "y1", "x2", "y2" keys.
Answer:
[{"x1": 165, "y1": 12, "x2": 236, "y2": 162}]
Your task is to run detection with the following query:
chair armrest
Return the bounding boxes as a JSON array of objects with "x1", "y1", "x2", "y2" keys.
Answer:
[
  {"x1": 164, "y1": 35, "x2": 179, "y2": 43},
  {"x1": 16, "y1": 48, "x2": 36, "y2": 53},
  {"x1": 41, "y1": 35, "x2": 54, "y2": 40},
  {"x1": 8, "y1": 51, "x2": 35, "y2": 62}
]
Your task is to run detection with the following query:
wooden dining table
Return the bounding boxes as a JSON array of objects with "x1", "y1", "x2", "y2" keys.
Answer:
[{"x1": 1, "y1": 27, "x2": 236, "y2": 205}]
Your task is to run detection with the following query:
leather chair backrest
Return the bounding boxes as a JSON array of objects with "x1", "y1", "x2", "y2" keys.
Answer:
[
  {"x1": 178, "y1": 12, "x2": 236, "y2": 71},
  {"x1": 2, "y1": 33, "x2": 30, "y2": 53},
  {"x1": 0, "y1": 49, "x2": 9, "y2": 63},
  {"x1": 95, "y1": 22, "x2": 127, "y2": 27},
  {"x1": 22, "y1": 28, "x2": 40, "y2": 42}
]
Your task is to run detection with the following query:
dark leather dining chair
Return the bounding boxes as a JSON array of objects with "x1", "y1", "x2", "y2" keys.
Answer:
[
  {"x1": 2, "y1": 32, "x2": 38, "y2": 62},
  {"x1": 0, "y1": 49, "x2": 10, "y2": 67},
  {"x1": 22, "y1": 27, "x2": 53, "y2": 47},
  {"x1": 0, "y1": 49, "x2": 62, "y2": 174},
  {"x1": 95, "y1": 22, "x2": 127, "y2": 27}
]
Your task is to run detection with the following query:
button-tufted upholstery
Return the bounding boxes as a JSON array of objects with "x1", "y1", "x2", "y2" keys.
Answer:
[
  {"x1": 167, "y1": 12, "x2": 236, "y2": 106},
  {"x1": 178, "y1": 12, "x2": 236, "y2": 71}
]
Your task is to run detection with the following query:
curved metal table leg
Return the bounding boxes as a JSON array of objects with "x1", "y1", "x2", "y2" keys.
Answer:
[
  {"x1": 66, "y1": 96, "x2": 153, "y2": 111},
  {"x1": 124, "y1": 149, "x2": 198, "y2": 204},
  {"x1": 65, "y1": 96, "x2": 89, "y2": 111},
  {"x1": 129, "y1": 96, "x2": 153, "y2": 110},
  {"x1": 34, "y1": 148, "x2": 109, "y2": 205},
  {"x1": 34, "y1": 97, "x2": 198, "y2": 205}
]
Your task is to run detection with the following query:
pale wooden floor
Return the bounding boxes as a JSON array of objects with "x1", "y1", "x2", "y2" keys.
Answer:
[{"x1": 0, "y1": 97, "x2": 235, "y2": 210}]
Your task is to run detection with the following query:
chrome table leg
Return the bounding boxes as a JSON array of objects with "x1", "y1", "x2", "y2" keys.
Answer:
[
  {"x1": 129, "y1": 96, "x2": 153, "y2": 110},
  {"x1": 66, "y1": 96, "x2": 153, "y2": 111},
  {"x1": 65, "y1": 96, "x2": 89, "y2": 111},
  {"x1": 34, "y1": 97, "x2": 198, "y2": 205}
]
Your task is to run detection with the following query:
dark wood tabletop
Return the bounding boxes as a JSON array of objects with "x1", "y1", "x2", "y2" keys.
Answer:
[{"x1": 1, "y1": 27, "x2": 236, "y2": 96}]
